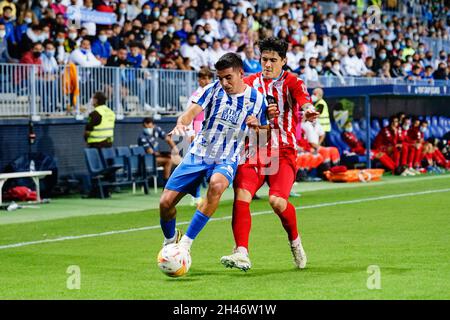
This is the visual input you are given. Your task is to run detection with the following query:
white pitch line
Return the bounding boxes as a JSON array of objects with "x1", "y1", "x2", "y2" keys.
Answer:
[{"x1": 0, "y1": 188, "x2": 449, "y2": 251}]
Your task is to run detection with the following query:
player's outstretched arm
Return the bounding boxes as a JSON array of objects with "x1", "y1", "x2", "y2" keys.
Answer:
[
  {"x1": 301, "y1": 103, "x2": 320, "y2": 122},
  {"x1": 169, "y1": 103, "x2": 203, "y2": 136}
]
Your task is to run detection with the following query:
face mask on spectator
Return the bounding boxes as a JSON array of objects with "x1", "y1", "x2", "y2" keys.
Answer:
[
  {"x1": 311, "y1": 94, "x2": 318, "y2": 103},
  {"x1": 222, "y1": 43, "x2": 229, "y2": 50},
  {"x1": 24, "y1": 17, "x2": 32, "y2": 24},
  {"x1": 403, "y1": 124, "x2": 410, "y2": 130},
  {"x1": 40, "y1": 1, "x2": 48, "y2": 8},
  {"x1": 346, "y1": 19, "x2": 352, "y2": 26},
  {"x1": 80, "y1": 49, "x2": 90, "y2": 54},
  {"x1": 46, "y1": 50, "x2": 55, "y2": 57},
  {"x1": 167, "y1": 26, "x2": 175, "y2": 34},
  {"x1": 440, "y1": 55, "x2": 446, "y2": 60},
  {"x1": 407, "y1": 57, "x2": 413, "y2": 63},
  {"x1": 119, "y1": 8, "x2": 127, "y2": 14},
  {"x1": 99, "y1": 35, "x2": 108, "y2": 42},
  {"x1": 33, "y1": 51, "x2": 41, "y2": 58},
  {"x1": 342, "y1": 39, "x2": 348, "y2": 45},
  {"x1": 68, "y1": 32, "x2": 77, "y2": 40},
  {"x1": 394, "y1": 43, "x2": 400, "y2": 50},
  {"x1": 56, "y1": 37, "x2": 64, "y2": 44},
  {"x1": 332, "y1": 29, "x2": 339, "y2": 36},
  {"x1": 144, "y1": 128, "x2": 154, "y2": 135},
  {"x1": 420, "y1": 127, "x2": 427, "y2": 133},
  {"x1": 0, "y1": 30, "x2": 5, "y2": 38},
  {"x1": 385, "y1": 44, "x2": 393, "y2": 51},
  {"x1": 162, "y1": 11, "x2": 169, "y2": 18},
  {"x1": 143, "y1": 9, "x2": 151, "y2": 16},
  {"x1": 197, "y1": 30, "x2": 205, "y2": 36},
  {"x1": 148, "y1": 56, "x2": 157, "y2": 64},
  {"x1": 380, "y1": 53, "x2": 387, "y2": 60},
  {"x1": 418, "y1": 47, "x2": 425, "y2": 54},
  {"x1": 41, "y1": 33, "x2": 49, "y2": 41},
  {"x1": 333, "y1": 64, "x2": 340, "y2": 71},
  {"x1": 345, "y1": 126, "x2": 353, "y2": 133},
  {"x1": 316, "y1": 64, "x2": 322, "y2": 72},
  {"x1": 153, "y1": 11, "x2": 160, "y2": 18},
  {"x1": 281, "y1": 19, "x2": 288, "y2": 27}
]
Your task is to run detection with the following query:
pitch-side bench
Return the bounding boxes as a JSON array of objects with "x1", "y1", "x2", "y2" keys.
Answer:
[{"x1": 0, "y1": 171, "x2": 52, "y2": 206}]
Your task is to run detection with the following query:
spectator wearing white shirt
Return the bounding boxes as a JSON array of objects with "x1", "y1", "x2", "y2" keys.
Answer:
[
  {"x1": 207, "y1": 39, "x2": 225, "y2": 70},
  {"x1": 302, "y1": 120, "x2": 340, "y2": 168},
  {"x1": 41, "y1": 41, "x2": 58, "y2": 73},
  {"x1": 69, "y1": 38, "x2": 102, "y2": 67},
  {"x1": 221, "y1": 9, "x2": 237, "y2": 39},
  {"x1": 341, "y1": 47, "x2": 370, "y2": 77},
  {"x1": 180, "y1": 33, "x2": 207, "y2": 71},
  {"x1": 304, "y1": 57, "x2": 320, "y2": 86},
  {"x1": 286, "y1": 44, "x2": 304, "y2": 71}
]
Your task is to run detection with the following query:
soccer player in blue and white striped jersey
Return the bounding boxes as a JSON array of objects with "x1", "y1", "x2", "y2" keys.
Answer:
[{"x1": 159, "y1": 53, "x2": 268, "y2": 261}]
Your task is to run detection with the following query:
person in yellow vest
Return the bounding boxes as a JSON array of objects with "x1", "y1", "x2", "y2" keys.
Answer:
[
  {"x1": 311, "y1": 88, "x2": 331, "y2": 134},
  {"x1": 85, "y1": 92, "x2": 116, "y2": 148},
  {"x1": 401, "y1": 38, "x2": 415, "y2": 61}
]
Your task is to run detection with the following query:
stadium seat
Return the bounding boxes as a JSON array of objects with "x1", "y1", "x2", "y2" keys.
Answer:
[
  {"x1": 116, "y1": 146, "x2": 149, "y2": 194},
  {"x1": 84, "y1": 148, "x2": 122, "y2": 199},
  {"x1": 142, "y1": 153, "x2": 159, "y2": 193}
]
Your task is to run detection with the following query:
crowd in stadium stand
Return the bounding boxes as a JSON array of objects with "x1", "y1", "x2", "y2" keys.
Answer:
[{"x1": 0, "y1": 0, "x2": 449, "y2": 82}]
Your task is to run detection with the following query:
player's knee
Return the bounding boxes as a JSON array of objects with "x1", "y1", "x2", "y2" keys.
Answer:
[
  {"x1": 269, "y1": 195, "x2": 286, "y2": 213},
  {"x1": 208, "y1": 180, "x2": 228, "y2": 197},
  {"x1": 159, "y1": 194, "x2": 175, "y2": 213}
]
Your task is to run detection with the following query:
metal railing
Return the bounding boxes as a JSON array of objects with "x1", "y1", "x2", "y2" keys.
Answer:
[
  {"x1": 0, "y1": 63, "x2": 449, "y2": 119},
  {"x1": 0, "y1": 63, "x2": 198, "y2": 120}
]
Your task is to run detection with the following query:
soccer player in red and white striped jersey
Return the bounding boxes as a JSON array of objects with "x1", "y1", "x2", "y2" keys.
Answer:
[{"x1": 221, "y1": 38, "x2": 319, "y2": 271}]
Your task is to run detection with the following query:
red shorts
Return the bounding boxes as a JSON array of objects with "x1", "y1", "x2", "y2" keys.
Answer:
[{"x1": 234, "y1": 148, "x2": 297, "y2": 200}]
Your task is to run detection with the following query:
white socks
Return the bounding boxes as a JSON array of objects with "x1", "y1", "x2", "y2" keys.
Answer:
[
  {"x1": 179, "y1": 235, "x2": 194, "y2": 250},
  {"x1": 236, "y1": 246, "x2": 249, "y2": 256},
  {"x1": 290, "y1": 236, "x2": 301, "y2": 247}
]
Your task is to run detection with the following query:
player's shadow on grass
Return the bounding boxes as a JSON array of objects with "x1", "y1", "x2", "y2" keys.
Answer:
[{"x1": 188, "y1": 267, "x2": 305, "y2": 278}]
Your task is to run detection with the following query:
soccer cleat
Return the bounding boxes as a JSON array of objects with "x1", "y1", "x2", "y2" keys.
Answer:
[
  {"x1": 290, "y1": 241, "x2": 307, "y2": 269},
  {"x1": 162, "y1": 229, "x2": 183, "y2": 247},
  {"x1": 220, "y1": 251, "x2": 252, "y2": 272}
]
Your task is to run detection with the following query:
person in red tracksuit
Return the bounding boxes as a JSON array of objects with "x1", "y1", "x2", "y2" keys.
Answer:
[
  {"x1": 373, "y1": 115, "x2": 401, "y2": 167},
  {"x1": 405, "y1": 119, "x2": 428, "y2": 171},
  {"x1": 341, "y1": 121, "x2": 396, "y2": 172}
]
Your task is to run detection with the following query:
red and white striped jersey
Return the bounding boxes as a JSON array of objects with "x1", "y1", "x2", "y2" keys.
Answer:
[{"x1": 244, "y1": 71, "x2": 312, "y2": 150}]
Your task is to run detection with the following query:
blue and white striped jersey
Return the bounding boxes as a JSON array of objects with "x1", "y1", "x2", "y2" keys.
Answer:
[{"x1": 190, "y1": 80, "x2": 268, "y2": 162}]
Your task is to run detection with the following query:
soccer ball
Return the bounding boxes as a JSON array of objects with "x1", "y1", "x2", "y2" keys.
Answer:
[{"x1": 157, "y1": 244, "x2": 191, "y2": 277}]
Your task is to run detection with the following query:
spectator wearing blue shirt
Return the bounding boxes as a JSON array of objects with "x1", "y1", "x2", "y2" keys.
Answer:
[
  {"x1": 14, "y1": 9, "x2": 35, "y2": 44},
  {"x1": 91, "y1": 29, "x2": 112, "y2": 62},
  {"x1": 0, "y1": 6, "x2": 16, "y2": 44},
  {"x1": 242, "y1": 46, "x2": 262, "y2": 74},
  {"x1": 137, "y1": 117, "x2": 178, "y2": 184},
  {"x1": 127, "y1": 42, "x2": 143, "y2": 68},
  {"x1": 405, "y1": 65, "x2": 424, "y2": 81}
]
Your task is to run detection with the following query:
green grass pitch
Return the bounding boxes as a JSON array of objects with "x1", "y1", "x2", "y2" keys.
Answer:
[{"x1": 0, "y1": 175, "x2": 449, "y2": 299}]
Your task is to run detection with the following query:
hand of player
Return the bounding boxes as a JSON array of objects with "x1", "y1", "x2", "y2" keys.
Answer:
[
  {"x1": 168, "y1": 124, "x2": 188, "y2": 137},
  {"x1": 304, "y1": 109, "x2": 320, "y2": 122},
  {"x1": 267, "y1": 104, "x2": 279, "y2": 120},
  {"x1": 246, "y1": 115, "x2": 259, "y2": 128}
]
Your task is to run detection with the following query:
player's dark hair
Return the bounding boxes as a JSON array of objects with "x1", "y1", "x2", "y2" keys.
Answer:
[
  {"x1": 214, "y1": 53, "x2": 243, "y2": 72},
  {"x1": 143, "y1": 117, "x2": 154, "y2": 124},
  {"x1": 258, "y1": 37, "x2": 288, "y2": 59}
]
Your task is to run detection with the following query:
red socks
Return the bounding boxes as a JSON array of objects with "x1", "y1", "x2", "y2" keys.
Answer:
[
  {"x1": 232, "y1": 200, "x2": 299, "y2": 249},
  {"x1": 276, "y1": 202, "x2": 299, "y2": 241},
  {"x1": 232, "y1": 200, "x2": 252, "y2": 250}
]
